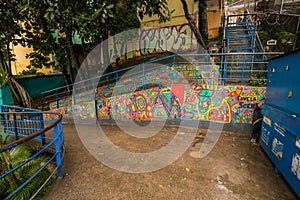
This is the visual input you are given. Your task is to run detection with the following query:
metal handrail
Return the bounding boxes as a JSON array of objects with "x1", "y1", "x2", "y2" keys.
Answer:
[
  {"x1": 41, "y1": 52, "x2": 283, "y2": 109},
  {"x1": 0, "y1": 105, "x2": 64, "y2": 199},
  {"x1": 245, "y1": 9, "x2": 265, "y2": 53}
]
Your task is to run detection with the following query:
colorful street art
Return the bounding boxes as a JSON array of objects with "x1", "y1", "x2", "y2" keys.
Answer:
[
  {"x1": 95, "y1": 23, "x2": 196, "y2": 65},
  {"x1": 139, "y1": 24, "x2": 195, "y2": 55},
  {"x1": 92, "y1": 64, "x2": 220, "y2": 98},
  {"x1": 48, "y1": 62, "x2": 265, "y2": 124},
  {"x1": 49, "y1": 84, "x2": 265, "y2": 124}
]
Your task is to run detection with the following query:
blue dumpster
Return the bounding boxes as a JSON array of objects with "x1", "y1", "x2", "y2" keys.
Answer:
[{"x1": 260, "y1": 50, "x2": 300, "y2": 198}]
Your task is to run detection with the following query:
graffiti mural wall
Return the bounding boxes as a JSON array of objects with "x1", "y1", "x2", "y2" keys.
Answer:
[
  {"x1": 100, "y1": 24, "x2": 197, "y2": 64},
  {"x1": 139, "y1": 24, "x2": 195, "y2": 55},
  {"x1": 49, "y1": 84, "x2": 265, "y2": 124}
]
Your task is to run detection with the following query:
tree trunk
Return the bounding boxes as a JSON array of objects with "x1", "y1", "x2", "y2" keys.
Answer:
[
  {"x1": 66, "y1": 29, "x2": 81, "y2": 71},
  {"x1": 0, "y1": 48, "x2": 9, "y2": 74},
  {"x1": 198, "y1": 0, "x2": 208, "y2": 45},
  {"x1": 112, "y1": 35, "x2": 119, "y2": 67},
  {"x1": 180, "y1": 0, "x2": 207, "y2": 50},
  {"x1": 6, "y1": 43, "x2": 12, "y2": 75},
  {"x1": 62, "y1": 65, "x2": 73, "y2": 90},
  {"x1": 101, "y1": 24, "x2": 114, "y2": 80},
  {"x1": 81, "y1": 37, "x2": 86, "y2": 58},
  {"x1": 68, "y1": 49, "x2": 75, "y2": 84}
]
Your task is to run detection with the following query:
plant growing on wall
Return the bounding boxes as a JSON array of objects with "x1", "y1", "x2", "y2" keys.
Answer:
[
  {"x1": 248, "y1": 75, "x2": 266, "y2": 86},
  {"x1": 257, "y1": 15, "x2": 300, "y2": 53}
]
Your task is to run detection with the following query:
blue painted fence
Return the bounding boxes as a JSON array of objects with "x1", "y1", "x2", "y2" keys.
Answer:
[
  {"x1": 0, "y1": 105, "x2": 64, "y2": 199},
  {"x1": 41, "y1": 52, "x2": 282, "y2": 110}
]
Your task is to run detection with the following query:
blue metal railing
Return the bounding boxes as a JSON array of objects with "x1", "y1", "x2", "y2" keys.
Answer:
[
  {"x1": 0, "y1": 105, "x2": 64, "y2": 199},
  {"x1": 224, "y1": 13, "x2": 258, "y2": 79},
  {"x1": 41, "y1": 52, "x2": 282, "y2": 110}
]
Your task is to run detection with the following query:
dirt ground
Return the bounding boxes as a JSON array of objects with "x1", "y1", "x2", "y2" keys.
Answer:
[{"x1": 44, "y1": 124, "x2": 298, "y2": 200}]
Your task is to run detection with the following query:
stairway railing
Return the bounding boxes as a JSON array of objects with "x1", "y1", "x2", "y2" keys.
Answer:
[{"x1": 223, "y1": 13, "x2": 259, "y2": 80}]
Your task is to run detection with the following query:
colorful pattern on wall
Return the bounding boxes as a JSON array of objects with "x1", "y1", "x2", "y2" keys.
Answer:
[
  {"x1": 49, "y1": 84, "x2": 265, "y2": 124},
  {"x1": 90, "y1": 64, "x2": 220, "y2": 98}
]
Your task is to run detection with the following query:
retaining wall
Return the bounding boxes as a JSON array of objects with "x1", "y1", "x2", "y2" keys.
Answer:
[{"x1": 48, "y1": 84, "x2": 265, "y2": 125}]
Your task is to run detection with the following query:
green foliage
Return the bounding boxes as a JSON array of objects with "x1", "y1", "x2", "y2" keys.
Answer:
[
  {"x1": 0, "y1": 0, "x2": 34, "y2": 107},
  {"x1": 257, "y1": 16, "x2": 300, "y2": 53},
  {"x1": 0, "y1": 66, "x2": 9, "y2": 87},
  {"x1": 1, "y1": 0, "x2": 174, "y2": 90},
  {"x1": 227, "y1": 0, "x2": 234, "y2": 5},
  {"x1": 106, "y1": 0, "x2": 141, "y2": 35},
  {"x1": 19, "y1": 67, "x2": 45, "y2": 76},
  {"x1": 0, "y1": 0, "x2": 26, "y2": 47},
  {"x1": 248, "y1": 75, "x2": 266, "y2": 86},
  {"x1": 259, "y1": 29, "x2": 298, "y2": 53},
  {"x1": 0, "y1": 134, "x2": 54, "y2": 199},
  {"x1": 136, "y1": 0, "x2": 175, "y2": 23}
]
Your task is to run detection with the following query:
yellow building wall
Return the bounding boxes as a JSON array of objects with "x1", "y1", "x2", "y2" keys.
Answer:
[
  {"x1": 141, "y1": 0, "x2": 194, "y2": 28},
  {"x1": 11, "y1": 45, "x2": 53, "y2": 75},
  {"x1": 141, "y1": 0, "x2": 222, "y2": 39},
  {"x1": 207, "y1": 10, "x2": 222, "y2": 39}
]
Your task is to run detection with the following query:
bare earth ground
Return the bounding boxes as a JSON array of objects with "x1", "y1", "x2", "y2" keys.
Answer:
[{"x1": 44, "y1": 124, "x2": 298, "y2": 200}]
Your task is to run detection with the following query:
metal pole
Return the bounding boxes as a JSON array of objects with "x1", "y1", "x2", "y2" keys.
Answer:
[
  {"x1": 39, "y1": 113, "x2": 45, "y2": 145},
  {"x1": 13, "y1": 113, "x2": 18, "y2": 140},
  {"x1": 115, "y1": 73, "x2": 118, "y2": 96},
  {"x1": 280, "y1": 0, "x2": 284, "y2": 14},
  {"x1": 56, "y1": 90, "x2": 59, "y2": 109},
  {"x1": 54, "y1": 124, "x2": 63, "y2": 178},
  {"x1": 142, "y1": 63, "x2": 145, "y2": 91},
  {"x1": 293, "y1": 17, "x2": 300, "y2": 51}
]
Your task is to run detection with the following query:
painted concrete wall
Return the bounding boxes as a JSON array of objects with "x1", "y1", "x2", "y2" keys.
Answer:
[
  {"x1": 141, "y1": 0, "x2": 222, "y2": 39},
  {"x1": 0, "y1": 85, "x2": 14, "y2": 105},
  {"x1": 48, "y1": 84, "x2": 265, "y2": 124},
  {"x1": 47, "y1": 63, "x2": 265, "y2": 124},
  {"x1": 139, "y1": 24, "x2": 197, "y2": 55},
  {"x1": 207, "y1": 10, "x2": 222, "y2": 39},
  {"x1": 140, "y1": 0, "x2": 194, "y2": 28},
  {"x1": 97, "y1": 24, "x2": 198, "y2": 66}
]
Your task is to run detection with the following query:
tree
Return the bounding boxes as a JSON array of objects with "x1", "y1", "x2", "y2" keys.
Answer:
[
  {"x1": 1, "y1": 0, "x2": 175, "y2": 100},
  {"x1": 26, "y1": 0, "x2": 175, "y2": 83},
  {"x1": 0, "y1": 0, "x2": 32, "y2": 107},
  {"x1": 198, "y1": 0, "x2": 208, "y2": 44},
  {"x1": 24, "y1": 0, "x2": 118, "y2": 84},
  {"x1": 0, "y1": 0, "x2": 177, "y2": 108},
  {"x1": 180, "y1": 0, "x2": 207, "y2": 50},
  {"x1": 108, "y1": 0, "x2": 141, "y2": 66},
  {"x1": 136, "y1": 0, "x2": 174, "y2": 23}
]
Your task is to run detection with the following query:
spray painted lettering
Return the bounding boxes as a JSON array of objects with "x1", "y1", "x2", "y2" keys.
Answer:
[{"x1": 139, "y1": 25, "x2": 192, "y2": 55}]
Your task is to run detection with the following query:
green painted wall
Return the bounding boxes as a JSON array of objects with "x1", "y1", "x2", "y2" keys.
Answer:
[
  {"x1": 16, "y1": 75, "x2": 65, "y2": 100},
  {"x1": 0, "y1": 75, "x2": 65, "y2": 105},
  {"x1": 0, "y1": 85, "x2": 14, "y2": 105}
]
